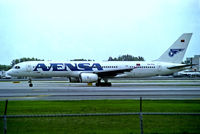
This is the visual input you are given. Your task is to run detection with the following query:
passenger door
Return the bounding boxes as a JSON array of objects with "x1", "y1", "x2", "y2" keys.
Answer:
[{"x1": 26, "y1": 64, "x2": 32, "y2": 72}]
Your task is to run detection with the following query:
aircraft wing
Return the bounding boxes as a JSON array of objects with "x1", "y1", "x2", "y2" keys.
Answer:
[
  {"x1": 167, "y1": 64, "x2": 196, "y2": 70},
  {"x1": 94, "y1": 68, "x2": 132, "y2": 78}
]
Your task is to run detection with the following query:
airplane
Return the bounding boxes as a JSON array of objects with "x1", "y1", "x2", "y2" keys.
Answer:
[
  {"x1": 7, "y1": 33, "x2": 193, "y2": 87},
  {"x1": 174, "y1": 70, "x2": 200, "y2": 77}
]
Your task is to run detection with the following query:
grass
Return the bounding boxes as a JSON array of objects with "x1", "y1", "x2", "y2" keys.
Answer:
[
  {"x1": 1, "y1": 100, "x2": 200, "y2": 115},
  {"x1": 0, "y1": 100, "x2": 200, "y2": 134}
]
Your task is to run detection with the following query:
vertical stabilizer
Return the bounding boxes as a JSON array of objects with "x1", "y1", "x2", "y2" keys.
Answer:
[{"x1": 155, "y1": 33, "x2": 192, "y2": 63}]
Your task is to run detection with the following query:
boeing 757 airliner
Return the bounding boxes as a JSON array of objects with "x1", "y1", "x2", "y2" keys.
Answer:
[{"x1": 7, "y1": 33, "x2": 192, "y2": 87}]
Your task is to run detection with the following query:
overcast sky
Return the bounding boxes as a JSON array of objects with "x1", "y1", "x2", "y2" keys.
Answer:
[{"x1": 0, "y1": 0, "x2": 200, "y2": 65}]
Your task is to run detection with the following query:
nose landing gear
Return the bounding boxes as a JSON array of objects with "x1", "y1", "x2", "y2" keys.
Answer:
[{"x1": 28, "y1": 78, "x2": 33, "y2": 87}]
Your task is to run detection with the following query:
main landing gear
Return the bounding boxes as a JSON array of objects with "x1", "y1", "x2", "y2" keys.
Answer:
[
  {"x1": 95, "y1": 79, "x2": 112, "y2": 87},
  {"x1": 28, "y1": 78, "x2": 33, "y2": 87}
]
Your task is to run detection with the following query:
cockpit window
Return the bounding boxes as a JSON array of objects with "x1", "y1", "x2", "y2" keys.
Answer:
[{"x1": 14, "y1": 66, "x2": 20, "y2": 69}]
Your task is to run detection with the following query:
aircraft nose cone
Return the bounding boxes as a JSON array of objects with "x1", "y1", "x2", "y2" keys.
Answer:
[{"x1": 6, "y1": 69, "x2": 13, "y2": 76}]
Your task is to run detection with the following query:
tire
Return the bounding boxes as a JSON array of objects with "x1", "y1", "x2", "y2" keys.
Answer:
[{"x1": 29, "y1": 83, "x2": 33, "y2": 87}]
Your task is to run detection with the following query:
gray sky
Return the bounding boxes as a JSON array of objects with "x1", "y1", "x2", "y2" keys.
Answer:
[{"x1": 0, "y1": 0, "x2": 200, "y2": 65}]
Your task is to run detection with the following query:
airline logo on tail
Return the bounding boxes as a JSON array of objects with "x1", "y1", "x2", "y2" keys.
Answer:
[{"x1": 168, "y1": 49, "x2": 184, "y2": 57}]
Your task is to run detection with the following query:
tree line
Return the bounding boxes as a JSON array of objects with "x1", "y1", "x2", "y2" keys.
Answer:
[
  {"x1": 108, "y1": 54, "x2": 144, "y2": 61},
  {"x1": 0, "y1": 65, "x2": 11, "y2": 71},
  {"x1": 10, "y1": 57, "x2": 44, "y2": 67},
  {"x1": 0, "y1": 57, "x2": 44, "y2": 71}
]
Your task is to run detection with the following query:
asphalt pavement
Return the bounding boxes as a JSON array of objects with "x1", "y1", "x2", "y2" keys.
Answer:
[{"x1": 0, "y1": 79, "x2": 200, "y2": 100}]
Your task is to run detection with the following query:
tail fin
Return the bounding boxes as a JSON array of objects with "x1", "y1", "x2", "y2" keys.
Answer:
[{"x1": 155, "y1": 33, "x2": 192, "y2": 63}]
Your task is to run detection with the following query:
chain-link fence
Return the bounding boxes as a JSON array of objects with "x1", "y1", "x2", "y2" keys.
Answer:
[{"x1": 1, "y1": 98, "x2": 200, "y2": 134}]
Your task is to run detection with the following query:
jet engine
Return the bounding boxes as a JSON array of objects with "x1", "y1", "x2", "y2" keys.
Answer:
[{"x1": 80, "y1": 73, "x2": 98, "y2": 83}]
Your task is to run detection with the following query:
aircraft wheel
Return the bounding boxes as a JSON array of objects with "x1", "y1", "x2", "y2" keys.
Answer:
[
  {"x1": 29, "y1": 83, "x2": 33, "y2": 87},
  {"x1": 96, "y1": 83, "x2": 100, "y2": 87},
  {"x1": 106, "y1": 82, "x2": 112, "y2": 87},
  {"x1": 103, "y1": 82, "x2": 111, "y2": 87},
  {"x1": 95, "y1": 82, "x2": 112, "y2": 87}
]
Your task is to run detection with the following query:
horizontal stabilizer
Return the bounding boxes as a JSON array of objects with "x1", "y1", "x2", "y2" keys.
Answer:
[{"x1": 167, "y1": 64, "x2": 196, "y2": 70}]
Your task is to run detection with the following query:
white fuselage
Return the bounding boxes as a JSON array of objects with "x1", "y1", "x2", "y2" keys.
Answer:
[{"x1": 7, "y1": 61, "x2": 183, "y2": 78}]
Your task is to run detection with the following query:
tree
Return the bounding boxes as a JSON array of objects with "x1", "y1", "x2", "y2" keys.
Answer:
[
  {"x1": 11, "y1": 57, "x2": 44, "y2": 67},
  {"x1": 70, "y1": 59, "x2": 95, "y2": 61},
  {"x1": 108, "y1": 54, "x2": 144, "y2": 61},
  {"x1": 0, "y1": 65, "x2": 11, "y2": 71}
]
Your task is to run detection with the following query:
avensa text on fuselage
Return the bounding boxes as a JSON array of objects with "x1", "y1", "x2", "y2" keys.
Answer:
[{"x1": 33, "y1": 63, "x2": 103, "y2": 71}]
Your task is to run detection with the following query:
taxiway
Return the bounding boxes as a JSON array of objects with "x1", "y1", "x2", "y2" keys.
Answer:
[{"x1": 0, "y1": 80, "x2": 200, "y2": 100}]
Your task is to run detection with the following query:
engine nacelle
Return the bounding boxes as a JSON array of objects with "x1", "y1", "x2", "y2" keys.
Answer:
[
  {"x1": 68, "y1": 77, "x2": 81, "y2": 83},
  {"x1": 80, "y1": 73, "x2": 98, "y2": 83}
]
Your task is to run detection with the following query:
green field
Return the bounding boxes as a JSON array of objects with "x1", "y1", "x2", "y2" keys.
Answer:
[{"x1": 1, "y1": 100, "x2": 200, "y2": 134}]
